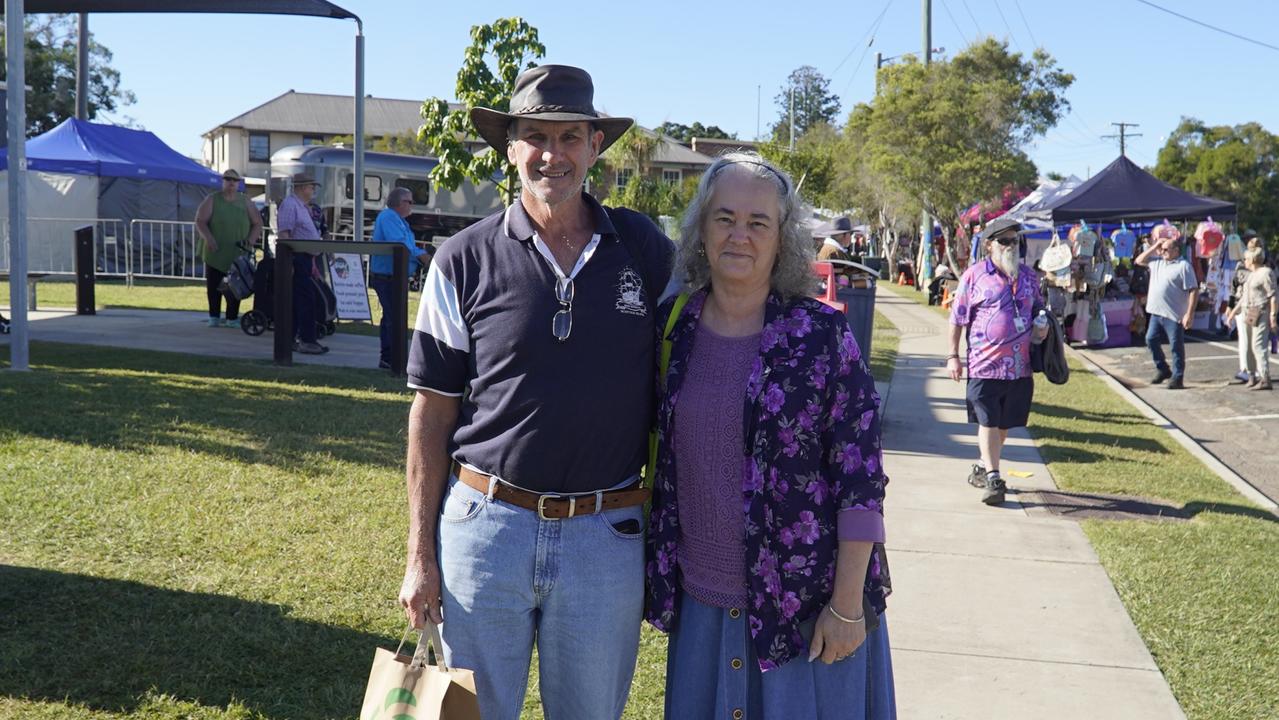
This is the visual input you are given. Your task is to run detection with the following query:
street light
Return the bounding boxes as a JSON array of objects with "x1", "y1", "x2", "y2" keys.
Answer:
[{"x1": 874, "y1": 48, "x2": 945, "y2": 93}]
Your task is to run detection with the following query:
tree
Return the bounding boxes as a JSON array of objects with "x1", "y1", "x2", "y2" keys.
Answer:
[
  {"x1": 417, "y1": 17, "x2": 545, "y2": 206},
  {"x1": 0, "y1": 15, "x2": 136, "y2": 135},
  {"x1": 758, "y1": 122, "x2": 838, "y2": 208},
  {"x1": 857, "y1": 39, "x2": 1072, "y2": 270},
  {"x1": 1153, "y1": 118, "x2": 1279, "y2": 247},
  {"x1": 771, "y1": 66, "x2": 841, "y2": 143},
  {"x1": 329, "y1": 131, "x2": 432, "y2": 156},
  {"x1": 834, "y1": 103, "x2": 921, "y2": 265},
  {"x1": 656, "y1": 121, "x2": 734, "y2": 143}
]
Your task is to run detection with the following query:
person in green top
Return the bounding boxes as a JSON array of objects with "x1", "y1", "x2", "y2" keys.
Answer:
[{"x1": 195, "y1": 168, "x2": 263, "y2": 328}]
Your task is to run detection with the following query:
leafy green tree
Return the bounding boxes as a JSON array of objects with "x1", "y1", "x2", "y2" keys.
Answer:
[
  {"x1": 858, "y1": 39, "x2": 1072, "y2": 268},
  {"x1": 758, "y1": 122, "x2": 838, "y2": 208},
  {"x1": 0, "y1": 15, "x2": 136, "y2": 135},
  {"x1": 656, "y1": 121, "x2": 734, "y2": 143},
  {"x1": 1153, "y1": 118, "x2": 1279, "y2": 247},
  {"x1": 834, "y1": 104, "x2": 921, "y2": 263},
  {"x1": 771, "y1": 66, "x2": 841, "y2": 143},
  {"x1": 417, "y1": 17, "x2": 545, "y2": 206}
]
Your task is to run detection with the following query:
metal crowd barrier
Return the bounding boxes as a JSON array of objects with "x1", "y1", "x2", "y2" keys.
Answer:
[{"x1": 0, "y1": 217, "x2": 130, "y2": 278}]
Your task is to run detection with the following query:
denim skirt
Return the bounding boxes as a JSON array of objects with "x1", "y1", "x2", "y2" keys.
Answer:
[{"x1": 665, "y1": 591, "x2": 896, "y2": 720}]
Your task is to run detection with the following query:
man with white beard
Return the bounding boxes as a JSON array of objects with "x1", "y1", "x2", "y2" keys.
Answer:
[{"x1": 946, "y1": 217, "x2": 1048, "y2": 505}]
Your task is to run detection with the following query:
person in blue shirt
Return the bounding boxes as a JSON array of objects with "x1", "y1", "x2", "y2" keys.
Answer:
[{"x1": 370, "y1": 187, "x2": 428, "y2": 369}]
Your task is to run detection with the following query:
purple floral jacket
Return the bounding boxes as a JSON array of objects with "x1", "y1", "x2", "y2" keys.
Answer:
[{"x1": 644, "y1": 289, "x2": 889, "y2": 671}]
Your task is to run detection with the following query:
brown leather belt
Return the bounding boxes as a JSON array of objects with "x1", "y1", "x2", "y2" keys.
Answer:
[{"x1": 457, "y1": 467, "x2": 649, "y2": 520}]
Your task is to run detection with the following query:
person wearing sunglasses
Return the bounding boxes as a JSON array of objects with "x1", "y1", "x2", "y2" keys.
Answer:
[
  {"x1": 947, "y1": 216, "x2": 1048, "y2": 505},
  {"x1": 646, "y1": 152, "x2": 895, "y2": 719},
  {"x1": 369, "y1": 187, "x2": 429, "y2": 369},
  {"x1": 396, "y1": 65, "x2": 673, "y2": 720}
]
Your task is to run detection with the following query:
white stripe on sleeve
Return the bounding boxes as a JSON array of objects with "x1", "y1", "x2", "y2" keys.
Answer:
[{"x1": 416, "y1": 261, "x2": 469, "y2": 353}]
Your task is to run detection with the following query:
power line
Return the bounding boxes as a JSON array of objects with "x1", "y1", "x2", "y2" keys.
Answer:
[
  {"x1": 1101, "y1": 121, "x2": 1143, "y2": 157},
  {"x1": 830, "y1": 0, "x2": 896, "y2": 80},
  {"x1": 960, "y1": 0, "x2": 982, "y2": 37},
  {"x1": 939, "y1": 0, "x2": 971, "y2": 46},
  {"x1": 990, "y1": 0, "x2": 1023, "y2": 52},
  {"x1": 1133, "y1": 0, "x2": 1279, "y2": 53},
  {"x1": 1011, "y1": 0, "x2": 1039, "y2": 49},
  {"x1": 842, "y1": 0, "x2": 896, "y2": 99}
]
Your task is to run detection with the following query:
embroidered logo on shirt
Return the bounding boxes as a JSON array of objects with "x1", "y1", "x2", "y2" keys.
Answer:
[{"x1": 615, "y1": 267, "x2": 647, "y2": 317}]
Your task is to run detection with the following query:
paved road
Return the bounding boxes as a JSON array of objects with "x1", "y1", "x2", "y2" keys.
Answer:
[{"x1": 1075, "y1": 331, "x2": 1279, "y2": 505}]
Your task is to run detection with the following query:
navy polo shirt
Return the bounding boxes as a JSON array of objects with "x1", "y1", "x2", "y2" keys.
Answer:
[{"x1": 408, "y1": 192, "x2": 674, "y2": 494}]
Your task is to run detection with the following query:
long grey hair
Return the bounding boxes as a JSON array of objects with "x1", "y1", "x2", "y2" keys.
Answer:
[{"x1": 676, "y1": 151, "x2": 817, "y2": 299}]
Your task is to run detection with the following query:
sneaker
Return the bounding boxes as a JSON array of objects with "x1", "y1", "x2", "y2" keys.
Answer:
[
  {"x1": 206, "y1": 317, "x2": 222, "y2": 327},
  {"x1": 1167, "y1": 376, "x2": 1185, "y2": 390},
  {"x1": 224, "y1": 318, "x2": 241, "y2": 329},
  {"x1": 378, "y1": 359, "x2": 392, "y2": 370},
  {"x1": 1150, "y1": 369, "x2": 1172, "y2": 385},
  {"x1": 981, "y1": 473, "x2": 1007, "y2": 506},
  {"x1": 1231, "y1": 371, "x2": 1252, "y2": 384},
  {"x1": 296, "y1": 341, "x2": 329, "y2": 355},
  {"x1": 967, "y1": 463, "x2": 988, "y2": 488}
]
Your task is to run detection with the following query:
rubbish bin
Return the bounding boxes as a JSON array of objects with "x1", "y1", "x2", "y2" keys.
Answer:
[{"x1": 828, "y1": 260, "x2": 879, "y2": 359}]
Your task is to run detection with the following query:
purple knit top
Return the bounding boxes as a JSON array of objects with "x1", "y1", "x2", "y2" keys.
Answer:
[
  {"x1": 673, "y1": 325, "x2": 758, "y2": 609},
  {"x1": 673, "y1": 323, "x2": 889, "y2": 610}
]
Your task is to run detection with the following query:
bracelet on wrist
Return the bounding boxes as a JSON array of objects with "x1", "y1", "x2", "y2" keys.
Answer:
[
  {"x1": 947, "y1": 353, "x2": 960, "y2": 360},
  {"x1": 826, "y1": 603, "x2": 865, "y2": 624}
]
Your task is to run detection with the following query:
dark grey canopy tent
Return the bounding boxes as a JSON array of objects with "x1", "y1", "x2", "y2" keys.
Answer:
[{"x1": 1037, "y1": 155, "x2": 1236, "y2": 224}]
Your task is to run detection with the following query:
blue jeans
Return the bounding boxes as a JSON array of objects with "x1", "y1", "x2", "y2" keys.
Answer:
[
  {"x1": 369, "y1": 275, "x2": 394, "y2": 363},
  {"x1": 436, "y1": 476, "x2": 645, "y2": 720},
  {"x1": 1145, "y1": 314, "x2": 1185, "y2": 378}
]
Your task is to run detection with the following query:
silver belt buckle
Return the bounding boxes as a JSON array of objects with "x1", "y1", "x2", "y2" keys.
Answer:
[{"x1": 537, "y1": 494, "x2": 575, "y2": 520}]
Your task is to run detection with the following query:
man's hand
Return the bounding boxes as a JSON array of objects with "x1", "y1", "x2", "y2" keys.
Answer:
[
  {"x1": 808, "y1": 603, "x2": 867, "y2": 664},
  {"x1": 206, "y1": 238, "x2": 219, "y2": 254},
  {"x1": 946, "y1": 356, "x2": 963, "y2": 381},
  {"x1": 1181, "y1": 313, "x2": 1194, "y2": 330},
  {"x1": 399, "y1": 557, "x2": 444, "y2": 628}
]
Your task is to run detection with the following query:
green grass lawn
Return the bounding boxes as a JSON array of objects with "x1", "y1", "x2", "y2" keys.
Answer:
[{"x1": 1029, "y1": 360, "x2": 1279, "y2": 720}]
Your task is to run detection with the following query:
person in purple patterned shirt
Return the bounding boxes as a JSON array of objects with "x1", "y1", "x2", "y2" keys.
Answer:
[
  {"x1": 947, "y1": 216, "x2": 1047, "y2": 505},
  {"x1": 646, "y1": 152, "x2": 895, "y2": 719}
]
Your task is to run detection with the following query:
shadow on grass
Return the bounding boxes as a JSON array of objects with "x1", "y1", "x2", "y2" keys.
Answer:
[
  {"x1": 0, "y1": 564, "x2": 385, "y2": 719},
  {"x1": 1014, "y1": 489, "x2": 1278, "y2": 524},
  {"x1": 0, "y1": 342, "x2": 410, "y2": 473}
]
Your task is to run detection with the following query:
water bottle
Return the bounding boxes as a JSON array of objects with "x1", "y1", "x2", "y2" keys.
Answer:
[{"x1": 1033, "y1": 310, "x2": 1048, "y2": 343}]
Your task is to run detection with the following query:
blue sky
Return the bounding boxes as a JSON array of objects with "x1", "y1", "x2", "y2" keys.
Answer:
[{"x1": 78, "y1": 0, "x2": 1279, "y2": 181}]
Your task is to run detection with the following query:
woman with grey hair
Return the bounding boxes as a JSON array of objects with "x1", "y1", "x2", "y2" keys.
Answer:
[
  {"x1": 1226, "y1": 244, "x2": 1277, "y2": 390},
  {"x1": 369, "y1": 185, "x2": 428, "y2": 369},
  {"x1": 645, "y1": 152, "x2": 895, "y2": 718}
]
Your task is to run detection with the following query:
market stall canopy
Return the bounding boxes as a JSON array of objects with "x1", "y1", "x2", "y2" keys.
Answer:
[
  {"x1": 1007, "y1": 175, "x2": 1082, "y2": 222},
  {"x1": 0, "y1": 118, "x2": 222, "y2": 187},
  {"x1": 18, "y1": 0, "x2": 355, "y2": 17},
  {"x1": 1038, "y1": 156, "x2": 1235, "y2": 223}
]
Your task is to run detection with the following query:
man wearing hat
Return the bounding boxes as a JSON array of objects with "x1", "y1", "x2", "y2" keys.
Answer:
[
  {"x1": 397, "y1": 65, "x2": 672, "y2": 719},
  {"x1": 276, "y1": 172, "x2": 327, "y2": 354},
  {"x1": 947, "y1": 216, "x2": 1047, "y2": 505},
  {"x1": 818, "y1": 215, "x2": 856, "y2": 264},
  {"x1": 195, "y1": 169, "x2": 262, "y2": 328}
]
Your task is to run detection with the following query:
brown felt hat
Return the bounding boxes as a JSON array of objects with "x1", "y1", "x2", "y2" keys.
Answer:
[
  {"x1": 290, "y1": 172, "x2": 320, "y2": 187},
  {"x1": 469, "y1": 64, "x2": 633, "y2": 154}
]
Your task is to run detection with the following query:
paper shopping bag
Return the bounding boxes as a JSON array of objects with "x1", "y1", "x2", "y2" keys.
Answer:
[{"x1": 359, "y1": 625, "x2": 480, "y2": 720}]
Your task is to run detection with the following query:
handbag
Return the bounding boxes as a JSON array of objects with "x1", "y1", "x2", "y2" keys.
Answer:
[
  {"x1": 359, "y1": 624, "x2": 480, "y2": 720},
  {"x1": 1087, "y1": 300, "x2": 1109, "y2": 346},
  {"x1": 1227, "y1": 233, "x2": 1245, "y2": 261},
  {"x1": 1041, "y1": 232, "x2": 1073, "y2": 273}
]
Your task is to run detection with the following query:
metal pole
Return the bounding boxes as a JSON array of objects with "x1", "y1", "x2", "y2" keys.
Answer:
[
  {"x1": 875, "y1": 52, "x2": 883, "y2": 94},
  {"x1": 6, "y1": 0, "x2": 30, "y2": 371},
  {"x1": 76, "y1": 13, "x2": 89, "y2": 120},
  {"x1": 353, "y1": 20, "x2": 365, "y2": 241},
  {"x1": 788, "y1": 85, "x2": 795, "y2": 151},
  {"x1": 920, "y1": 0, "x2": 933, "y2": 283}
]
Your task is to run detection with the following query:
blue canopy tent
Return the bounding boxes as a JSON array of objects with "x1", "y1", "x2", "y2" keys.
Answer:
[{"x1": 0, "y1": 118, "x2": 223, "y2": 275}]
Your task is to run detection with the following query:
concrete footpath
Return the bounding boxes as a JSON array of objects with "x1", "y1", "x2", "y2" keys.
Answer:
[{"x1": 875, "y1": 286, "x2": 1186, "y2": 719}]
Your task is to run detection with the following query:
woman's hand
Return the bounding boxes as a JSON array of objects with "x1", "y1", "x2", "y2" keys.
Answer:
[{"x1": 809, "y1": 602, "x2": 867, "y2": 664}]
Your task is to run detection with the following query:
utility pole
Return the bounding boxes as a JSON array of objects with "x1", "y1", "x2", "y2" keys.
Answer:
[
  {"x1": 789, "y1": 85, "x2": 795, "y2": 151},
  {"x1": 875, "y1": 51, "x2": 883, "y2": 94},
  {"x1": 76, "y1": 14, "x2": 89, "y2": 120},
  {"x1": 919, "y1": 0, "x2": 933, "y2": 282},
  {"x1": 1102, "y1": 122, "x2": 1142, "y2": 157}
]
